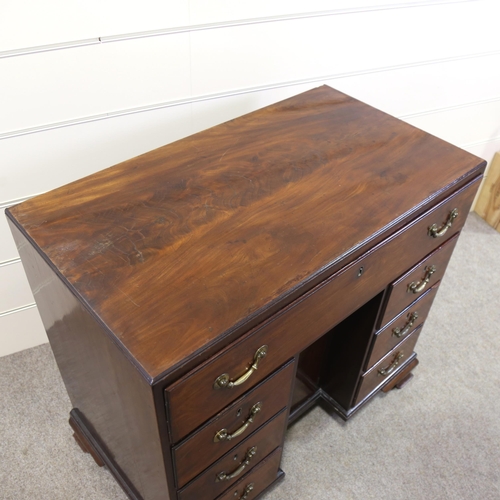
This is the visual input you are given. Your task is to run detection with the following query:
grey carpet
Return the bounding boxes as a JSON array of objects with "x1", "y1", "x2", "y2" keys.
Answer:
[{"x1": 1, "y1": 213, "x2": 499, "y2": 500}]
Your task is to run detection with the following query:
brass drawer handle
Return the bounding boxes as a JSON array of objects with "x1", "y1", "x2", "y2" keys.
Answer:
[
  {"x1": 428, "y1": 208, "x2": 458, "y2": 238},
  {"x1": 216, "y1": 447, "x2": 257, "y2": 482},
  {"x1": 214, "y1": 346, "x2": 268, "y2": 390},
  {"x1": 214, "y1": 402, "x2": 262, "y2": 442},
  {"x1": 392, "y1": 312, "x2": 418, "y2": 338},
  {"x1": 238, "y1": 483, "x2": 254, "y2": 500},
  {"x1": 378, "y1": 352, "x2": 404, "y2": 377},
  {"x1": 408, "y1": 265, "x2": 436, "y2": 294}
]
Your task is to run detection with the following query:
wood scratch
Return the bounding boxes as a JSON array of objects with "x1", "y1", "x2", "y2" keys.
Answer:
[
  {"x1": 219, "y1": 149, "x2": 230, "y2": 162},
  {"x1": 114, "y1": 285, "x2": 140, "y2": 307},
  {"x1": 86, "y1": 259, "x2": 140, "y2": 307},
  {"x1": 86, "y1": 259, "x2": 106, "y2": 276},
  {"x1": 230, "y1": 173, "x2": 254, "y2": 185}
]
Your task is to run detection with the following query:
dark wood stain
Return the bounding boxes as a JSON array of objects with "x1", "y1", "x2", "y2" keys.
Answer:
[
  {"x1": 164, "y1": 176, "x2": 481, "y2": 439},
  {"x1": 354, "y1": 325, "x2": 422, "y2": 405},
  {"x1": 6, "y1": 86, "x2": 488, "y2": 500},
  {"x1": 379, "y1": 232, "x2": 459, "y2": 326},
  {"x1": 366, "y1": 284, "x2": 438, "y2": 370},
  {"x1": 6, "y1": 85, "x2": 486, "y2": 381},
  {"x1": 173, "y1": 360, "x2": 294, "y2": 487},
  {"x1": 214, "y1": 447, "x2": 283, "y2": 500},
  {"x1": 177, "y1": 410, "x2": 287, "y2": 500},
  {"x1": 7, "y1": 221, "x2": 172, "y2": 500}
]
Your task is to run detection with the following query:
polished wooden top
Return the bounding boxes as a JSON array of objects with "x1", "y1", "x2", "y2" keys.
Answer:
[{"x1": 7, "y1": 86, "x2": 485, "y2": 381}]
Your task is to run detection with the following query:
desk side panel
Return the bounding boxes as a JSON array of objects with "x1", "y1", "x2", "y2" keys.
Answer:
[{"x1": 8, "y1": 220, "x2": 171, "y2": 500}]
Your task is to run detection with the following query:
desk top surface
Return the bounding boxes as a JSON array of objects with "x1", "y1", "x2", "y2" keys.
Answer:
[{"x1": 8, "y1": 86, "x2": 484, "y2": 381}]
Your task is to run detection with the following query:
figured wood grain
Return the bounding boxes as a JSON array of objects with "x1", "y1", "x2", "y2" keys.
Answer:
[
  {"x1": 475, "y1": 151, "x2": 500, "y2": 232},
  {"x1": 6, "y1": 86, "x2": 486, "y2": 381},
  {"x1": 165, "y1": 180, "x2": 479, "y2": 440},
  {"x1": 8, "y1": 221, "x2": 172, "y2": 500}
]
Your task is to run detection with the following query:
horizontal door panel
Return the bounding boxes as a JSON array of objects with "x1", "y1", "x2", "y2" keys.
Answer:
[
  {"x1": 405, "y1": 99, "x2": 500, "y2": 149},
  {"x1": 0, "y1": 103, "x2": 194, "y2": 202},
  {"x1": 0, "y1": 34, "x2": 191, "y2": 133},
  {"x1": 0, "y1": 307, "x2": 47, "y2": 357},
  {"x1": 465, "y1": 136, "x2": 500, "y2": 164},
  {"x1": 0, "y1": 261, "x2": 35, "y2": 313},
  {"x1": 0, "y1": 0, "x2": 189, "y2": 52},
  {"x1": 334, "y1": 53, "x2": 500, "y2": 118},
  {"x1": 1, "y1": 207, "x2": 21, "y2": 262},
  {"x1": 190, "y1": 2, "x2": 500, "y2": 96},
  {"x1": 466, "y1": 136, "x2": 500, "y2": 210},
  {"x1": 188, "y1": 0, "x2": 419, "y2": 25}
]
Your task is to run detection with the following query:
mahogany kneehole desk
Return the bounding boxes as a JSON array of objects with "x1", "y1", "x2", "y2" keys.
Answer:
[{"x1": 6, "y1": 86, "x2": 485, "y2": 500}]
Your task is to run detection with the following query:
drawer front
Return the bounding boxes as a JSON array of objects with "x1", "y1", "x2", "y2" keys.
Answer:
[
  {"x1": 177, "y1": 410, "x2": 287, "y2": 500},
  {"x1": 215, "y1": 447, "x2": 282, "y2": 500},
  {"x1": 355, "y1": 325, "x2": 422, "y2": 405},
  {"x1": 166, "y1": 177, "x2": 481, "y2": 441},
  {"x1": 379, "y1": 232, "x2": 458, "y2": 326},
  {"x1": 366, "y1": 284, "x2": 438, "y2": 370},
  {"x1": 174, "y1": 360, "x2": 294, "y2": 488}
]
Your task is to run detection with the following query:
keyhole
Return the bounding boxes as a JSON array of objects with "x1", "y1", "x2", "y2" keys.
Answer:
[
  {"x1": 357, "y1": 266, "x2": 364, "y2": 277},
  {"x1": 236, "y1": 408, "x2": 242, "y2": 418}
]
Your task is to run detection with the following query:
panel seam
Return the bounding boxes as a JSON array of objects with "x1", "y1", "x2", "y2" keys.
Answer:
[
  {"x1": 0, "y1": 0, "x2": 479, "y2": 60},
  {"x1": 1, "y1": 48, "x2": 500, "y2": 141},
  {"x1": 0, "y1": 303, "x2": 37, "y2": 318}
]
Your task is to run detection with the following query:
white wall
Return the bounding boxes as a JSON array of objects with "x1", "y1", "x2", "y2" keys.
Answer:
[{"x1": 1, "y1": 0, "x2": 499, "y2": 357}]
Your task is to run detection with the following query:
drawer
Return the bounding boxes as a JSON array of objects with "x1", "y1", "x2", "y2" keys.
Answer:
[
  {"x1": 215, "y1": 447, "x2": 282, "y2": 500},
  {"x1": 173, "y1": 360, "x2": 294, "y2": 488},
  {"x1": 378, "y1": 232, "x2": 458, "y2": 327},
  {"x1": 165, "y1": 177, "x2": 480, "y2": 442},
  {"x1": 366, "y1": 284, "x2": 438, "y2": 370},
  {"x1": 177, "y1": 409, "x2": 287, "y2": 500},
  {"x1": 355, "y1": 325, "x2": 422, "y2": 406}
]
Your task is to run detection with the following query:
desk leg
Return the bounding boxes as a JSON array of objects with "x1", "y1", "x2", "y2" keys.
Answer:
[
  {"x1": 382, "y1": 358, "x2": 419, "y2": 393},
  {"x1": 69, "y1": 411, "x2": 105, "y2": 467},
  {"x1": 68, "y1": 409, "x2": 143, "y2": 499}
]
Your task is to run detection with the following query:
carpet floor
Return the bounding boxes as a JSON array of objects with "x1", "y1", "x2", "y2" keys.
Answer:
[{"x1": 1, "y1": 213, "x2": 499, "y2": 500}]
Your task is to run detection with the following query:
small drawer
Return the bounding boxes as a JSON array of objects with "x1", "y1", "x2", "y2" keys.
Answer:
[
  {"x1": 166, "y1": 341, "x2": 291, "y2": 443},
  {"x1": 378, "y1": 232, "x2": 458, "y2": 327},
  {"x1": 366, "y1": 284, "x2": 438, "y2": 370},
  {"x1": 355, "y1": 325, "x2": 422, "y2": 406},
  {"x1": 177, "y1": 409, "x2": 287, "y2": 500},
  {"x1": 215, "y1": 447, "x2": 282, "y2": 500},
  {"x1": 173, "y1": 360, "x2": 294, "y2": 488}
]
